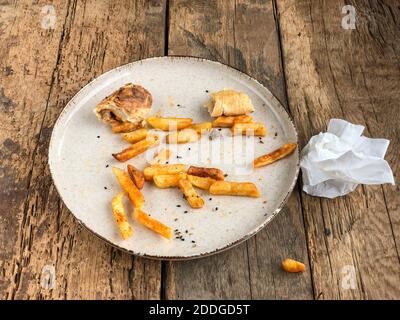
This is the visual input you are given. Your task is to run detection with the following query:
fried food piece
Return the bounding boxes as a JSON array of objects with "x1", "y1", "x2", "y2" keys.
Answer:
[
  {"x1": 147, "y1": 117, "x2": 192, "y2": 131},
  {"x1": 143, "y1": 164, "x2": 186, "y2": 181},
  {"x1": 190, "y1": 122, "x2": 213, "y2": 133},
  {"x1": 212, "y1": 115, "x2": 253, "y2": 128},
  {"x1": 187, "y1": 166, "x2": 224, "y2": 181},
  {"x1": 153, "y1": 173, "x2": 188, "y2": 188},
  {"x1": 112, "y1": 167, "x2": 144, "y2": 208},
  {"x1": 112, "y1": 134, "x2": 159, "y2": 162},
  {"x1": 122, "y1": 128, "x2": 148, "y2": 143},
  {"x1": 178, "y1": 179, "x2": 205, "y2": 208},
  {"x1": 209, "y1": 181, "x2": 260, "y2": 197},
  {"x1": 134, "y1": 208, "x2": 172, "y2": 239},
  {"x1": 127, "y1": 164, "x2": 145, "y2": 189},
  {"x1": 231, "y1": 122, "x2": 267, "y2": 136},
  {"x1": 150, "y1": 148, "x2": 171, "y2": 165},
  {"x1": 253, "y1": 143, "x2": 297, "y2": 168},
  {"x1": 282, "y1": 259, "x2": 306, "y2": 273},
  {"x1": 112, "y1": 121, "x2": 141, "y2": 134},
  {"x1": 165, "y1": 128, "x2": 200, "y2": 144},
  {"x1": 111, "y1": 193, "x2": 133, "y2": 240},
  {"x1": 205, "y1": 89, "x2": 255, "y2": 117},
  {"x1": 187, "y1": 175, "x2": 216, "y2": 190}
]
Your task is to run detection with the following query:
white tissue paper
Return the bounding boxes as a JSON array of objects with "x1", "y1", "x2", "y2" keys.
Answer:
[{"x1": 300, "y1": 119, "x2": 395, "y2": 198}]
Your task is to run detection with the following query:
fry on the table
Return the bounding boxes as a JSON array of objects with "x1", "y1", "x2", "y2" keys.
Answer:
[
  {"x1": 134, "y1": 208, "x2": 172, "y2": 239},
  {"x1": 143, "y1": 164, "x2": 186, "y2": 181},
  {"x1": 112, "y1": 121, "x2": 140, "y2": 133},
  {"x1": 112, "y1": 167, "x2": 144, "y2": 208},
  {"x1": 127, "y1": 164, "x2": 145, "y2": 189},
  {"x1": 253, "y1": 143, "x2": 297, "y2": 168},
  {"x1": 190, "y1": 122, "x2": 212, "y2": 133},
  {"x1": 187, "y1": 166, "x2": 225, "y2": 181},
  {"x1": 187, "y1": 174, "x2": 216, "y2": 190},
  {"x1": 165, "y1": 128, "x2": 200, "y2": 144},
  {"x1": 282, "y1": 258, "x2": 306, "y2": 273},
  {"x1": 112, "y1": 192, "x2": 133, "y2": 240},
  {"x1": 209, "y1": 181, "x2": 260, "y2": 197},
  {"x1": 112, "y1": 134, "x2": 159, "y2": 162},
  {"x1": 178, "y1": 179, "x2": 205, "y2": 208},
  {"x1": 122, "y1": 128, "x2": 148, "y2": 143},
  {"x1": 150, "y1": 148, "x2": 171, "y2": 164},
  {"x1": 231, "y1": 122, "x2": 266, "y2": 136},
  {"x1": 147, "y1": 117, "x2": 192, "y2": 131},
  {"x1": 153, "y1": 173, "x2": 187, "y2": 188},
  {"x1": 212, "y1": 115, "x2": 253, "y2": 128}
]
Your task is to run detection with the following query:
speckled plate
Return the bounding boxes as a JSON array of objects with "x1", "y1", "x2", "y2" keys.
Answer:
[{"x1": 48, "y1": 56, "x2": 299, "y2": 260}]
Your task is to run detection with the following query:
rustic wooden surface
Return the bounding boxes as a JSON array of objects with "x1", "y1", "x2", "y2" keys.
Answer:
[{"x1": 0, "y1": 0, "x2": 398, "y2": 300}]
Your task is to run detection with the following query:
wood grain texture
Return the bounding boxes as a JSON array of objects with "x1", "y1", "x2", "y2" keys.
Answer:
[
  {"x1": 165, "y1": 0, "x2": 313, "y2": 299},
  {"x1": 0, "y1": 0, "x2": 165, "y2": 299},
  {"x1": 276, "y1": 0, "x2": 400, "y2": 299}
]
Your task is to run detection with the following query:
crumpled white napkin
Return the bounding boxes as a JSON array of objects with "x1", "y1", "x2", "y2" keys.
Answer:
[{"x1": 300, "y1": 119, "x2": 395, "y2": 198}]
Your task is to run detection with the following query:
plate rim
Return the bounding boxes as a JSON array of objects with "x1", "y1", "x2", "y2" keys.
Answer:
[{"x1": 48, "y1": 55, "x2": 300, "y2": 261}]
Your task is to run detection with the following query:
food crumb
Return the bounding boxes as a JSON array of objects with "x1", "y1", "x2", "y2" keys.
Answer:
[
  {"x1": 174, "y1": 218, "x2": 178, "y2": 221},
  {"x1": 224, "y1": 174, "x2": 228, "y2": 177},
  {"x1": 324, "y1": 228, "x2": 331, "y2": 236},
  {"x1": 263, "y1": 200, "x2": 267, "y2": 204}
]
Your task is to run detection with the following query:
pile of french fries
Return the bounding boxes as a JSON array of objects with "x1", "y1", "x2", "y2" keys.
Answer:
[{"x1": 108, "y1": 113, "x2": 297, "y2": 240}]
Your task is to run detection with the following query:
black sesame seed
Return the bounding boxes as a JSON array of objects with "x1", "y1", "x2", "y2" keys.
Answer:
[
  {"x1": 181, "y1": 238, "x2": 185, "y2": 241},
  {"x1": 177, "y1": 104, "x2": 181, "y2": 107},
  {"x1": 205, "y1": 89, "x2": 209, "y2": 93},
  {"x1": 184, "y1": 210, "x2": 188, "y2": 213},
  {"x1": 218, "y1": 128, "x2": 222, "y2": 131},
  {"x1": 209, "y1": 198, "x2": 212, "y2": 200},
  {"x1": 176, "y1": 156, "x2": 182, "y2": 159},
  {"x1": 104, "y1": 187, "x2": 107, "y2": 190},
  {"x1": 177, "y1": 205, "x2": 181, "y2": 207},
  {"x1": 185, "y1": 230, "x2": 188, "y2": 233},
  {"x1": 166, "y1": 161, "x2": 169, "y2": 164},
  {"x1": 174, "y1": 218, "x2": 178, "y2": 221},
  {"x1": 106, "y1": 164, "x2": 109, "y2": 168},
  {"x1": 274, "y1": 132, "x2": 278, "y2": 137},
  {"x1": 215, "y1": 207, "x2": 218, "y2": 211},
  {"x1": 224, "y1": 174, "x2": 228, "y2": 177},
  {"x1": 191, "y1": 240, "x2": 195, "y2": 243},
  {"x1": 188, "y1": 147, "x2": 191, "y2": 150},
  {"x1": 97, "y1": 136, "x2": 100, "y2": 138},
  {"x1": 259, "y1": 140, "x2": 264, "y2": 144},
  {"x1": 174, "y1": 229, "x2": 178, "y2": 232}
]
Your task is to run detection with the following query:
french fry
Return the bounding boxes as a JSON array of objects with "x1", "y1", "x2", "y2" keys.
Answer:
[
  {"x1": 190, "y1": 122, "x2": 212, "y2": 133},
  {"x1": 209, "y1": 181, "x2": 260, "y2": 197},
  {"x1": 112, "y1": 134, "x2": 159, "y2": 162},
  {"x1": 212, "y1": 115, "x2": 253, "y2": 128},
  {"x1": 112, "y1": 167, "x2": 144, "y2": 208},
  {"x1": 143, "y1": 164, "x2": 186, "y2": 181},
  {"x1": 111, "y1": 193, "x2": 133, "y2": 240},
  {"x1": 178, "y1": 179, "x2": 205, "y2": 208},
  {"x1": 231, "y1": 122, "x2": 267, "y2": 136},
  {"x1": 282, "y1": 259, "x2": 306, "y2": 273},
  {"x1": 187, "y1": 174, "x2": 216, "y2": 190},
  {"x1": 153, "y1": 173, "x2": 187, "y2": 188},
  {"x1": 122, "y1": 128, "x2": 148, "y2": 144},
  {"x1": 147, "y1": 117, "x2": 192, "y2": 131},
  {"x1": 134, "y1": 208, "x2": 172, "y2": 239},
  {"x1": 127, "y1": 164, "x2": 145, "y2": 189},
  {"x1": 150, "y1": 148, "x2": 171, "y2": 164},
  {"x1": 253, "y1": 143, "x2": 297, "y2": 168},
  {"x1": 165, "y1": 128, "x2": 200, "y2": 144},
  {"x1": 112, "y1": 121, "x2": 140, "y2": 133},
  {"x1": 187, "y1": 166, "x2": 225, "y2": 181}
]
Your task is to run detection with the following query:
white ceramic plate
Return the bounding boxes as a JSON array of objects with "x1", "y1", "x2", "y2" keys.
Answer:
[{"x1": 49, "y1": 57, "x2": 299, "y2": 260}]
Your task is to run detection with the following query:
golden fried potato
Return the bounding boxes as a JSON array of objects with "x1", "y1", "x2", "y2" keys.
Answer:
[
  {"x1": 187, "y1": 166, "x2": 225, "y2": 181},
  {"x1": 122, "y1": 128, "x2": 148, "y2": 143},
  {"x1": 231, "y1": 122, "x2": 266, "y2": 136},
  {"x1": 209, "y1": 181, "x2": 260, "y2": 197},
  {"x1": 190, "y1": 122, "x2": 212, "y2": 133},
  {"x1": 153, "y1": 173, "x2": 187, "y2": 188},
  {"x1": 112, "y1": 192, "x2": 133, "y2": 240},
  {"x1": 165, "y1": 128, "x2": 200, "y2": 144},
  {"x1": 147, "y1": 117, "x2": 192, "y2": 131},
  {"x1": 112, "y1": 167, "x2": 144, "y2": 208},
  {"x1": 134, "y1": 208, "x2": 172, "y2": 239},
  {"x1": 112, "y1": 134, "x2": 159, "y2": 162},
  {"x1": 178, "y1": 179, "x2": 205, "y2": 208},
  {"x1": 282, "y1": 259, "x2": 306, "y2": 273},
  {"x1": 127, "y1": 164, "x2": 145, "y2": 189},
  {"x1": 212, "y1": 115, "x2": 253, "y2": 128},
  {"x1": 187, "y1": 174, "x2": 216, "y2": 190},
  {"x1": 112, "y1": 121, "x2": 140, "y2": 133},
  {"x1": 253, "y1": 143, "x2": 297, "y2": 168},
  {"x1": 143, "y1": 164, "x2": 186, "y2": 181}
]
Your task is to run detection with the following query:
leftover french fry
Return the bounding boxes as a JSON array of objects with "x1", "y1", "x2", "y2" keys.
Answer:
[
  {"x1": 134, "y1": 208, "x2": 172, "y2": 239},
  {"x1": 231, "y1": 122, "x2": 267, "y2": 136},
  {"x1": 147, "y1": 117, "x2": 192, "y2": 131},
  {"x1": 253, "y1": 143, "x2": 297, "y2": 168},
  {"x1": 127, "y1": 164, "x2": 145, "y2": 189},
  {"x1": 212, "y1": 115, "x2": 253, "y2": 128},
  {"x1": 112, "y1": 134, "x2": 159, "y2": 162},
  {"x1": 187, "y1": 166, "x2": 225, "y2": 181},
  {"x1": 190, "y1": 122, "x2": 213, "y2": 133},
  {"x1": 143, "y1": 164, "x2": 186, "y2": 181},
  {"x1": 209, "y1": 181, "x2": 260, "y2": 197},
  {"x1": 112, "y1": 167, "x2": 144, "y2": 208},
  {"x1": 112, "y1": 192, "x2": 133, "y2": 240},
  {"x1": 150, "y1": 148, "x2": 171, "y2": 164},
  {"x1": 187, "y1": 174, "x2": 216, "y2": 190},
  {"x1": 153, "y1": 173, "x2": 187, "y2": 188},
  {"x1": 112, "y1": 121, "x2": 140, "y2": 133},
  {"x1": 122, "y1": 128, "x2": 148, "y2": 143},
  {"x1": 165, "y1": 128, "x2": 200, "y2": 144},
  {"x1": 178, "y1": 179, "x2": 205, "y2": 208},
  {"x1": 282, "y1": 259, "x2": 306, "y2": 273}
]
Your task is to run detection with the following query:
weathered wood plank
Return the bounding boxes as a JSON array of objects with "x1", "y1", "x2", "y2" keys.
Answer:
[
  {"x1": 276, "y1": 0, "x2": 400, "y2": 299},
  {"x1": 165, "y1": 0, "x2": 313, "y2": 299},
  {"x1": 1, "y1": 0, "x2": 166, "y2": 299}
]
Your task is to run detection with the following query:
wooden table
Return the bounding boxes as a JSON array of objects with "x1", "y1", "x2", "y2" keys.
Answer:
[{"x1": 1, "y1": 0, "x2": 399, "y2": 300}]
